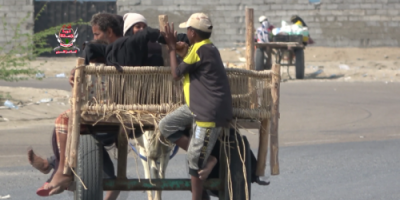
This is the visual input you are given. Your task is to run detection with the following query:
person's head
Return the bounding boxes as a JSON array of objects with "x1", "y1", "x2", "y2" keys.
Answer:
[
  {"x1": 113, "y1": 14, "x2": 124, "y2": 33},
  {"x1": 291, "y1": 15, "x2": 300, "y2": 24},
  {"x1": 179, "y1": 13, "x2": 213, "y2": 45},
  {"x1": 123, "y1": 13, "x2": 148, "y2": 36},
  {"x1": 259, "y1": 15, "x2": 268, "y2": 23},
  {"x1": 83, "y1": 39, "x2": 108, "y2": 63},
  {"x1": 90, "y1": 13, "x2": 123, "y2": 44}
]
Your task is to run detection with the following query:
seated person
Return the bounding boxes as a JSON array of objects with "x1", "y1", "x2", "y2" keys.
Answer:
[
  {"x1": 29, "y1": 39, "x2": 121, "y2": 200},
  {"x1": 44, "y1": 13, "x2": 190, "y2": 195},
  {"x1": 37, "y1": 12, "x2": 125, "y2": 197}
]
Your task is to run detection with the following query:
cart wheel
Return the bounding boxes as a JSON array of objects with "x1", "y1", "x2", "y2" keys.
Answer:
[
  {"x1": 295, "y1": 48, "x2": 305, "y2": 79},
  {"x1": 74, "y1": 134, "x2": 103, "y2": 200},
  {"x1": 255, "y1": 48, "x2": 266, "y2": 71}
]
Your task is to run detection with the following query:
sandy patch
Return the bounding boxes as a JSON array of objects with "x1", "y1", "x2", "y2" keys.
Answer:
[
  {"x1": 1, "y1": 47, "x2": 399, "y2": 126},
  {"x1": 219, "y1": 47, "x2": 400, "y2": 82},
  {"x1": 0, "y1": 86, "x2": 70, "y2": 126}
]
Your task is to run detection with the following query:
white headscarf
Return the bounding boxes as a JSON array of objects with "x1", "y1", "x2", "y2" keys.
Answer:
[{"x1": 123, "y1": 13, "x2": 147, "y2": 36}]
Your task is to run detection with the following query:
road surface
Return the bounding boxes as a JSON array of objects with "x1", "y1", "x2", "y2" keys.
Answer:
[{"x1": 0, "y1": 79, "x2": 399, "y2": 199}]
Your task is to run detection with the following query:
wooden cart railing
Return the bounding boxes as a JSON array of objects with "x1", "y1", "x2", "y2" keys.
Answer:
[{"x1": 64, "y1": 58, "x2": 280, "y2": 174}]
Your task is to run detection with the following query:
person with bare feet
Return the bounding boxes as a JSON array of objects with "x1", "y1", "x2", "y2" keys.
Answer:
[
  {"x1": 43, "y1": 12, "x2": 187, "y2": 197},
  {"x1": 28, "y1": 149, "x2": 52, "y2": 175},
  {"x1": 33, "y1": 13, "x2": 123, "y2": 199},
  {"x1": 159, "y1": 13, "x2": 233, "y2": 200}
]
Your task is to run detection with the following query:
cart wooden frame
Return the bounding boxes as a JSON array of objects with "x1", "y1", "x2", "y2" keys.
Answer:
[{"x1": 63, "y1": 9, "x2": 280, "y2": 200}]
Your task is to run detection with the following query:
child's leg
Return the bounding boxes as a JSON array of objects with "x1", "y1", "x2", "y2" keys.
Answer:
[
  {"x1": 191, "y1": 175, "x2": 204, "y2": 200},
  {"x1": 188, "y1": 125, "x2": 222, "y2": 200},
  {"x1": 159, "y1": 105, "x2": 193, "y2": 150},
  {"x1": 198, "y1": 155, "x2": 217, "y2": 181}
]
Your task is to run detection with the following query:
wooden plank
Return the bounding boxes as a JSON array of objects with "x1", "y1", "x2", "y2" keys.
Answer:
[
  {"x1": 159, "y1": 15, "x2": 170, "y2": 67},
  {"x1": 255, "y1": 42, "x2": 304, "y2": 49},
  {"x1": 103, "y1": 178, "x2": 222, "y2": 191},
  {"x1": 81, "y1": 114, "x2": 260, "y2": 129},
  {"x1": 256, "y1": 119, "x2": 270, "y2": 176},
  {"x1": 245, "y1": 8, "x2": 255, "y2": 70},
  {"x1": 245, "y1": 8, "x2": 257, "y2": 109},
  {"x1": 117, "y1": 125, "x2": 128, "y2": 180},
  {"x1": 67, "y1": 58, "x2": 85, "y2": 169},
  {"x1": 63, "y1": 111, "x2": 73, "y2": 175},
  {"x1": 270, "y1": 63, "x2": 280, "y2": 175}
]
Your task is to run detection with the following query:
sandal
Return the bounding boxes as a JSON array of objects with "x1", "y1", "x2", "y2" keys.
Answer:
[{"x1": 36, "y1": 182, "x2": 50, "y2": 197}]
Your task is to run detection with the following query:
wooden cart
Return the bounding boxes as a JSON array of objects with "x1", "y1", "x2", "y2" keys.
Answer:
[
  {"x1": 64, "y1": 9, "x2": 280, "y2": 200},
  {"x1": 255, "y1": 42, "x2": 305, "y2": 79},
  {"x1": 255, "y1": 41, "x2": 305, "y2": 80}
]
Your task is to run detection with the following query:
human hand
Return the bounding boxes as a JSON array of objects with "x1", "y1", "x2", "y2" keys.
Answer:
[{"x1": 163, "y1": 22, "x2": 177, "y2": 51}]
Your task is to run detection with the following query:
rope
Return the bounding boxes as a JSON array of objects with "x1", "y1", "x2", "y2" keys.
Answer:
[
  {"x1": 234, "y1": 120, "x2": 250, "y2": 200},
  {"x1": 70, "y1": 167, "x2": 88, "y2": 190},
  {"x1": 75, "y1": 63, "x2": 279, "y2": 196},
  {"x1": 84, "y1": 65, "x2": 274, "y2": 78}
]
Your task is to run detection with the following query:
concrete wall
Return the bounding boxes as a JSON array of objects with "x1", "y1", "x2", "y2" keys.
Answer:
[
  {"x1": 1, "y1": 0, "x2": 400, "y2": 49},
  {"x1": 116, "y1": 0, "x2": 400, "y2": 48},
  {"x1": 0, "y1": 0, "x2": 34, "y2": 52}
]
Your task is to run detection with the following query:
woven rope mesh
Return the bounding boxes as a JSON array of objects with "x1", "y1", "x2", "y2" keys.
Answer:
[{"x1": 80, "y1": 64, "x2": 273, "y2": 121}]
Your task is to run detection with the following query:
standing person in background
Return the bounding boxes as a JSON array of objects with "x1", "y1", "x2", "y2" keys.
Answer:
[
  {"x1": 255, "y1": 15, "x2": 274, "y2": 70},
  {"x1": 256, "y1": 16, "x2": 274, "y2": 43}
]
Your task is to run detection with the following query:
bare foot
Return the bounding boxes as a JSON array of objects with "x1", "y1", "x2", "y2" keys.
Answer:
[
  {"x1": 49, "y1": 186, "x2": 65, "y2": 196},
  {"x1": 198, "y1": 156, "x2": 217, "y2": 181},
  {"x1": 45, "y1": 171, "x2": 72, "y2": 195},
  {"x1": 27, "y1": 148, "x2": 51, "y2": 174}
]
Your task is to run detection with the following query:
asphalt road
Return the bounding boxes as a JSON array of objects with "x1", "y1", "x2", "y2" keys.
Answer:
[{"x1": 1, "y1": 79, "x2": 399, "y2": 199}]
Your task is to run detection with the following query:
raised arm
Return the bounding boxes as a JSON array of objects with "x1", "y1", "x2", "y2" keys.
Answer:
[{"x1": 162, "y1": 22, "x2": 180, "y2": 80}]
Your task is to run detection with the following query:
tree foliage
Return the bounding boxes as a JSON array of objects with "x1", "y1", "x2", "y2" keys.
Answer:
[{"x1": 0, "y1": 3, "x2": 88, "y2": 81}]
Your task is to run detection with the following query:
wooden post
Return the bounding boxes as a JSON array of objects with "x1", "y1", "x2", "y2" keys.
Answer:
[
  {"x1": 117, "y1": 125, "x2": 128, "y2": 179},
  {"x1": 159, "y1": 15, "x2": 170, "y2": 67},
  {"x1": 67, "y1": 57, "x2": 85, "y2": 169},
  {"x1": 245, "y1": 8, "x2": 258, "y2": 109},
  {"x1": 270, "y1": 63, "x2": 281, "y2": 175},
  {"x1": 63, "y1": 114, "x2": 73, "y2": 174},
  {"x1": 245, "y1": 8, "x2": 255, "y2": 70},
  {"x1": 256, "y1": 119, "x2": 270, "y2": 176}
]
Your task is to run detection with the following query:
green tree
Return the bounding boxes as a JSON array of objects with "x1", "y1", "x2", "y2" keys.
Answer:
[{"x1": 0, "y1": 4, "x2": 88, "y2": 81}]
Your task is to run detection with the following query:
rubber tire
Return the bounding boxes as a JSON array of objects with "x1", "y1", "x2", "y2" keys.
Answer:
[
  {"x1": 255, "y1": 48, "x2": 265, "y2": 71},
  {"x1": 295, "y1": 48, "x2": 305, "y2": 79},
  {"x1": 74, "y1": 134, "x2": 103, "y2": 200}
]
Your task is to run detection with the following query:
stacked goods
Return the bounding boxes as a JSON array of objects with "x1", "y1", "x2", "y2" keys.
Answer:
[{"x1": 272, "y1": 21, "x2": 310, "y2": 43}]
